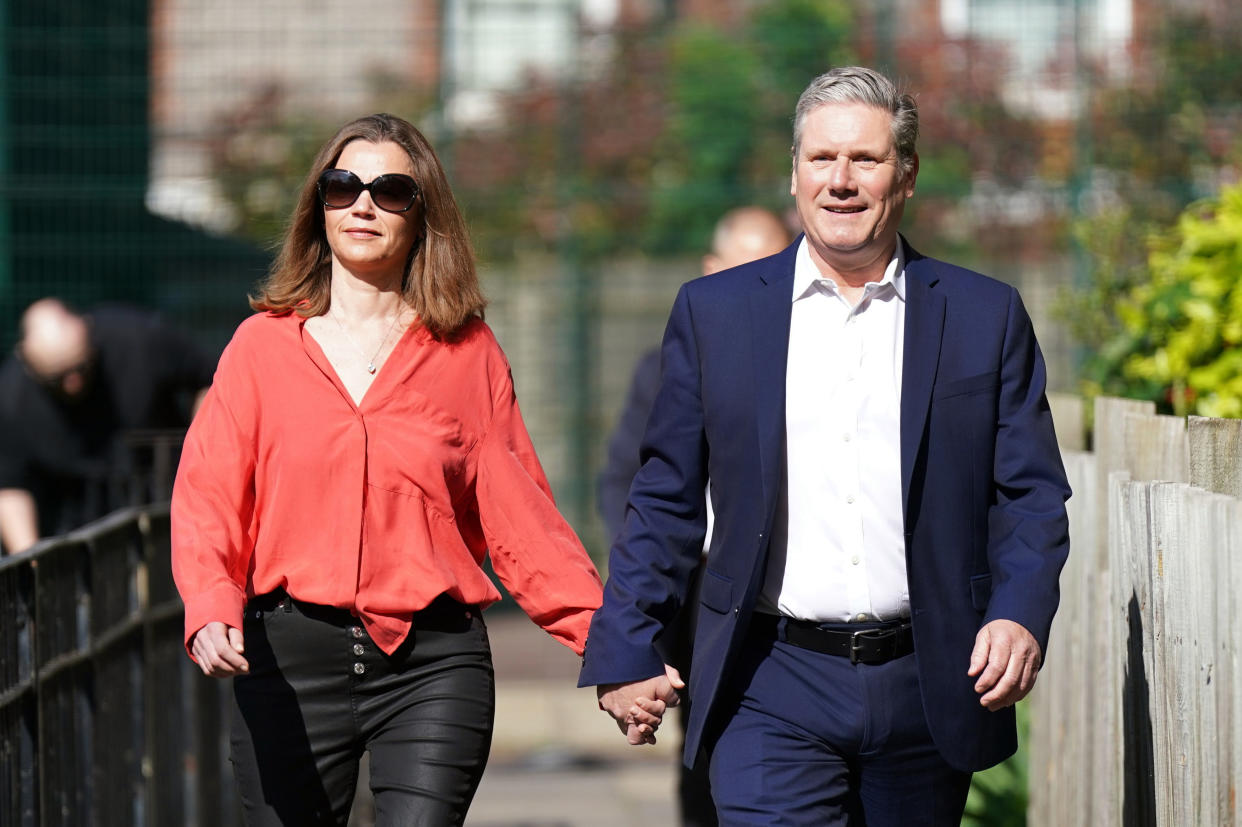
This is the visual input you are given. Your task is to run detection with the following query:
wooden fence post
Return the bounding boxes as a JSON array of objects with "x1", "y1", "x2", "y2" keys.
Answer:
[
  {"x1": 1189, "y1": 416, "x2": 1242, "y2": 498},
  {"x1": 1049, "y1": 391, "x2": 1086, "y2": 452},
  {"x1": 1029, "y1": 448, "x2": 1096, "y2": 825},
  {"x1": 1189, "y1": 413, "x2": 1242, "y2": 824},
  {"x1": 1123, "y1": 413, "x2": 1188, "y2": 485},
  {"x1": 1090, "y1": 398, "x2": 1156, "y2": 823}
]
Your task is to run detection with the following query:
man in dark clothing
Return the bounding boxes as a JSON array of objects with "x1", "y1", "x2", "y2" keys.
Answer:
[
  {"x1": 595, "y1": 207, "x2": 791, "y2": 826},
  {"x1": 0, "y1": 298, "x2": 215, "y2": 553}
]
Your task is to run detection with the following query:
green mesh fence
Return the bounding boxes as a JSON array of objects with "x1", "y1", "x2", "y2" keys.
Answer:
[{"x1": 2, "y1": 0, "x2": 1239, "y2": 548}]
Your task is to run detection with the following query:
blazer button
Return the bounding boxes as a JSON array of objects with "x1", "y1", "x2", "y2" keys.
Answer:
[{"x1": 734, "y1": 607, "x2": 740, "y2": 615}]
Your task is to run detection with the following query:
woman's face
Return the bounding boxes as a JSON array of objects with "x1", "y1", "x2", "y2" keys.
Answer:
[{"x1": 322, "y1": 140, "x2": 422, "y2": 282}]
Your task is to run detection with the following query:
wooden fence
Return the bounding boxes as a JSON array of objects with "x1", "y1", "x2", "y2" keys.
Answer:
[{"x1": 1028, "y1": 395, "x2": 1242, "y2": 825}]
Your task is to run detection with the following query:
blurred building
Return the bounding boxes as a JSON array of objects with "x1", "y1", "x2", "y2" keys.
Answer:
[
  {"x1": 939, "y1": 0, "x2": 1133, "y2": 119},
  {"x1": 148, "y1": 0, "x2": 607, "y2": 234}
]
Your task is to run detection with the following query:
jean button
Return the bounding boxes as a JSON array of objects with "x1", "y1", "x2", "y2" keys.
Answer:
[
  {"x1": 353, "y1": 662, "x2": 365, "y2": 675},
  {"x1": 353, "y1": 643, "x2": 365, "y2": 656},
  {"x1": 350, "y1": 626, "x2": 364, "y2": 639}
]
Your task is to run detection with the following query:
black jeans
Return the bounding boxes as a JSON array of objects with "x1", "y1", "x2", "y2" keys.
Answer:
[{"x1": 230, "y1": 591, "x2": 495, "y2": 826}]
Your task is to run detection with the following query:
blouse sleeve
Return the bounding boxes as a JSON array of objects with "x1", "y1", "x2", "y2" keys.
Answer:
[
  {"x1": 475, "y1": 367, "x2": 602, "y2": 656},
  {"x1": 170, "y1": 334, "x2": 259, "y2": 658}
]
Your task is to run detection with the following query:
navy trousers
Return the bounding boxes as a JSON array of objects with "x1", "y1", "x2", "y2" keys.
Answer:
[
  {"x1": 705, "y1": 620, "x2": 971, "y2": 826},
  {"x1": 229, "y1": 591, "x2": 495, "y2": 826}
]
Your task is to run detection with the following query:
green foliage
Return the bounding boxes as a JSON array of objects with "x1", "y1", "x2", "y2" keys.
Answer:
[
  {"x1": 208, "y1": 76, "x2": 434, "y2": 250},
  {"x1": 642, "y1": 0, "x2": 854, "y2": 253},
  {"x1": 213, "y1": 112, "x2": 333, "y2": 247},
  {"x1": 1062, "y1": 183, "x2": 1242, "y2": 418},
  {"x1": 962, "y1": 703, "x2": 1030, "y2": 827},
  {"x1": 1089, "y1": 14, "x2": 1242, "y2": 208},
  {"x1": 643, "y1": 25, "x2": 764, "y2": 253},
  {"x1": 749, "y1": 0, "x2": 853, "y2": 107}
]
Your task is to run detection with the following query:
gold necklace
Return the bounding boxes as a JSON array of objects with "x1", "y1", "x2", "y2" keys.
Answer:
[{"x1": 331, "y1": 309, "x2": 402, "y2": 374}]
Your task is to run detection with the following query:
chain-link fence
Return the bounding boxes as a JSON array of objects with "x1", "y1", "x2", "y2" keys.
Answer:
[{"x1": 2, "y1": 0, "x2": 1239, "y2": 555}]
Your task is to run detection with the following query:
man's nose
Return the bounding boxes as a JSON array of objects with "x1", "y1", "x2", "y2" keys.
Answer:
[{"x1": 827, "y1": 158, "x2": 855, "y2": 191}]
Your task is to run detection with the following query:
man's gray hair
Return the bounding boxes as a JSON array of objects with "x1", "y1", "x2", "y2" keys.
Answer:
[{"x1": 792, "y1": 66, "x2": 919, "y2": 181}]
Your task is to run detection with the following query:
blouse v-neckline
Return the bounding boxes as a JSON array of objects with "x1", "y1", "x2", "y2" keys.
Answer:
[{"x1": 300, "y1": 315, "x2": 420, "y2": 409}]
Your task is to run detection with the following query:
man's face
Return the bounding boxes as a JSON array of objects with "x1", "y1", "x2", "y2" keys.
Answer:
[
  {"x1": 20, "y1": 315, "x2": 95, "y2": 402},
  {"x1": 791, "y1": 102, "x2": 916, "y2": 275}
]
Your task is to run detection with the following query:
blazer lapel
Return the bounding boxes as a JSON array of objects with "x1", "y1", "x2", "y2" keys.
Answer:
[
  {"x1": 900, "y1": 248, "x2": 946, "y2": 516},
  {"x1": 749, "y1": 245, "x2": 796, "y2": 511}
]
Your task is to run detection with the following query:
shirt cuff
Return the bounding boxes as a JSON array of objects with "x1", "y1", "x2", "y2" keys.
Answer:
[{"x1": 182, "y1": 582, "x2": 247, "y2": 660}]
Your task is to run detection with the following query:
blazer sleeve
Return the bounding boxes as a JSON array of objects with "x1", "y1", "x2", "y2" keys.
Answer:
[
  {"x1": 171, "y1": 335, "x2": 259, "y2": 657},
  {"x1": 983, "y1": 288, "x2": 1072, "y2": 653},
  {"x1": 580, "y1": 285, "x2": 711, "y2": 686},
  {"x1": 475, "y1": 365, "x2": 603, "y2": 656}
]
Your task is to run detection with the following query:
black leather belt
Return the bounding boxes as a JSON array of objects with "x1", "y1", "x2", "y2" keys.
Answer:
[{"x1": 754, "y1": 613, "x2": 914, "y2": 665}]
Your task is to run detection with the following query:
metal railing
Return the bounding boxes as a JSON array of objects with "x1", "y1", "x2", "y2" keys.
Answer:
[{"x1": 0, "y1": 505, "x2": 239, "y2": 827}]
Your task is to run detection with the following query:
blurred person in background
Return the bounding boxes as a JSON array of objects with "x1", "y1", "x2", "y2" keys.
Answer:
[
  {"x1": 172, "y1": 113, "x2": 602, "y2": 827},
  {"x1": 583, "y1": 66, "x2": 1070, "y2": 825},
  {"x1": 596, "y1": 205, "x2": 792, "y2": 826},
  {"x1": 0, "y1": 298, "x2": 213, "y2": 554}
]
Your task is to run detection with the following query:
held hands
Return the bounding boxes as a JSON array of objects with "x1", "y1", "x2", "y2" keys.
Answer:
[
  {"x1": 189, "y1": 621, "x2": 249, "y2": 678},
  {"x1": 596, "y1": 664, "x2": 684, "y2": 745},
  {"x1": 968, "y1": 619, "x2": 1042, "y2": 710}
]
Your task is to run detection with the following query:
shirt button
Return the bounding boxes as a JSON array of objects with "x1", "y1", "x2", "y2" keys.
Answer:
[
  {"x1": 855, "y1": 613, "x2": 869, "y2": 622},
  {"x1": 843, "y1": 433, "x2": 851, "y2": 442},
  {"x1": 353, "y1": 643, "x2": 365, "y2": 656},
  {"x1": 846, "y1": 496, "x2": 855, "y2": 504},
  {"x1": 350, "y1": 626, "x2": 364, "y2": 639},
  {"x1": 353, "y1": 663, "x2": 366, "y2": 675},
  {"x1": 851, "y1": 555, "x2": 860, "y2": 566}
]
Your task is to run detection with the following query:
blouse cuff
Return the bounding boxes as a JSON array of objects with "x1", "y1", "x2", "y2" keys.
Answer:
[{"x1": 182, "y1": 582, "x2": 247, "y2": 659}]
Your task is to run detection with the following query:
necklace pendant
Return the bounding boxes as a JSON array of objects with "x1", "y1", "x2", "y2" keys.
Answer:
[{"x1": 367, "y1": 362, "x2": 377, "y2": 374}]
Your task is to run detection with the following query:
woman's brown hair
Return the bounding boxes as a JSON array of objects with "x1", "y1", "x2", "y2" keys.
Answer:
[{"x1": 251, "y1": 113, "x2": 485, "y2": 338}]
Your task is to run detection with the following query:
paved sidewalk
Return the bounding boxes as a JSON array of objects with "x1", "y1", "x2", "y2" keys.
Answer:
[{"x1": 468, "y1": 607, "x2": 681, "y2": 826}]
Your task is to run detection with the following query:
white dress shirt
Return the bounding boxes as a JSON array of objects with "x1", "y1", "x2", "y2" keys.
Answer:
[{"x1": 756, "y1": 237, "x2": 910, "y2": 623}]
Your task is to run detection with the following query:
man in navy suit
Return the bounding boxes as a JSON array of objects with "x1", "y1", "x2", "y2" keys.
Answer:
[{"x1": 579, "y1": 66, "x2": 1071, "y2": 825}]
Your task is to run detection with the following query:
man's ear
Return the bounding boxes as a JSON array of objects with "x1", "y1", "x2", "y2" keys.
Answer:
[{"x1": 904, "y1": 153, "x2": 920, "y2": 197}]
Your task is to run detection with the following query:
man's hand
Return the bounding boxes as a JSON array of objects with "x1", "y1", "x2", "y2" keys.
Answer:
[
  {"x1": 596, "y1": 664, "x2": 684, "y2": 745},
  {"x1": 0, "y1": 488, "x2": 39, "y2": 555},
  {"x1": 968, "y1": 619, "x2": 1042, "y2": 710},
  {"x1": 189, "y1": 621, "x2": 249, "y2": 678}
]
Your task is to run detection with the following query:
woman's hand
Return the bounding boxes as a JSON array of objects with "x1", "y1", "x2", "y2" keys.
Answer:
[{"x1": 189, "y1": 621, "x2": 249, "y2": 678}]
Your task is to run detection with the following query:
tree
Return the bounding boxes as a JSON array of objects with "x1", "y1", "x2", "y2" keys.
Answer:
[{"x1": 451, "y1": 0, "x2": 856, "y2": 261}]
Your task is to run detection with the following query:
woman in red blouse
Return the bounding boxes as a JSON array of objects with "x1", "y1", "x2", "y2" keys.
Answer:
[{"x1": 171, "y1": 113, "x2": 603, "y2": 826}]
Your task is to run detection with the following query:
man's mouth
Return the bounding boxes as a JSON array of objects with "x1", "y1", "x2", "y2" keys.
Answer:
[{"x1": 825, "y1": 206, "x2": 865, "y2": 214}]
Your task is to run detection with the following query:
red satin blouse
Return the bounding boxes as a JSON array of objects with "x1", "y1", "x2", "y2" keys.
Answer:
[{"x1": 172, "y1": 311, "x2": 602, "y2": 656}]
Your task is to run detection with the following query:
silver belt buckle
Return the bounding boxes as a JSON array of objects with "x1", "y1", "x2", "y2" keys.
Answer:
[{"x1": 849, "y1": 627, "x2": 894, "y2": 664}]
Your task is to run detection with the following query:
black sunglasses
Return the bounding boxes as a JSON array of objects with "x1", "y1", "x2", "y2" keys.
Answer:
[{"x1": 317, "y1": 169, "x2": 420, "y2": 213}]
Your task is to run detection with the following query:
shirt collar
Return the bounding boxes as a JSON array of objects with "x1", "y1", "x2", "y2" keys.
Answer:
[{"x1": 791, "y1": 236, "x2": 908, "y2": 304}]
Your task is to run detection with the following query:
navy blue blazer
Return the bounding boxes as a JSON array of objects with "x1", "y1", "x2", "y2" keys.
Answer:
[{"x1": 579, "y1": 236, "x2": 1072, "y2": 773}]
